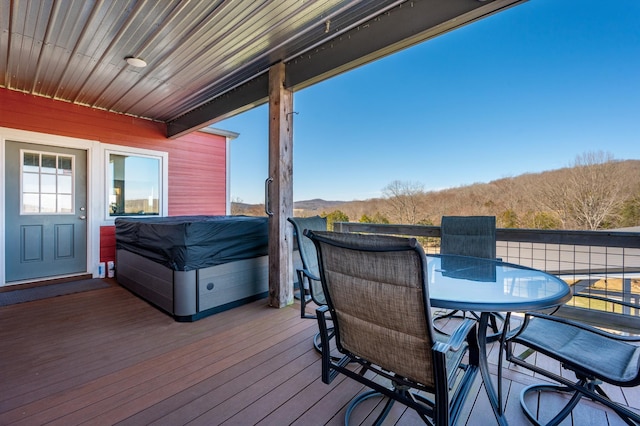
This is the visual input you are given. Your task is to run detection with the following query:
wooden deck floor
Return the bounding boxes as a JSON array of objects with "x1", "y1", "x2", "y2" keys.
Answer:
[{"x1": 1, "y1": 280, "x2": 638, "y2": 425}]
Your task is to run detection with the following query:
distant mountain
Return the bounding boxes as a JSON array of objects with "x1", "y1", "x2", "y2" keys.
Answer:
[
  {"x1": 231, "y1": 159, "x2": 640, "y2": 229},
  {"x1": 230, "y1": 198, "x2": 347, "y2": 216},
  {"x1": 294, "y1": 199, "x2": 346, "y2": 211},
  {"x1": 232, "y1": 202, "x2": 258, "y2": 210}
]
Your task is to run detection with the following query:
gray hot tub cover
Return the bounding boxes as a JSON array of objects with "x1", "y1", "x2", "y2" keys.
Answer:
[{"x1": 115, "y1": 215, "x2": 269, "y2": 271}]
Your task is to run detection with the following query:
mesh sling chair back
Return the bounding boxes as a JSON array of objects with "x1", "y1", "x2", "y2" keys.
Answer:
[
  {"x1": 436, "y1": 215, "x2": 502, "y2": 340},
  {"x1": 440, "y1": 215, "x2": 496, "y2": 259},
  {"x1": 504, "y1": 300, "x2": 640, "y2": 426},
  {"x1": 307, "y1": 230, "x2": 479, "y2": 426},
  {"x1": 287, "y1": 215, "x2": 328, "y2": 318}
]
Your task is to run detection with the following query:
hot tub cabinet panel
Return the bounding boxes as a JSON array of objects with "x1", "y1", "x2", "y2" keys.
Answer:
[
  {"x1": 116, "y1": 248, "x2": 176, "y2": 314},
  {"x1": 197, "y1": 255, "x2": 269, "y2": 314}
]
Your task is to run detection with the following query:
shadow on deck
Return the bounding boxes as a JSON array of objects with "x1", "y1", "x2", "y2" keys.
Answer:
[{"x1": 0, "y1": 280, "x2": 638, "y2": 425}]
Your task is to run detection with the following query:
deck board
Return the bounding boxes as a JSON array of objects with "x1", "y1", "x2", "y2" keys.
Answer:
[{"x1": 1, "y1": 280, "x2": 638, "y2": 425}]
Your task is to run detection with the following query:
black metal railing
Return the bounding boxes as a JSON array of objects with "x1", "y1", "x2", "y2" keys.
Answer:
[{"x1": 333, "y1": 222, "x2": 640, "y2": 333}]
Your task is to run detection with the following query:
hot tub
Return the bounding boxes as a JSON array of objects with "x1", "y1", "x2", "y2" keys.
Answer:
[{"x1": 115, "y1": 215, "x2": 270, "y2": 322}]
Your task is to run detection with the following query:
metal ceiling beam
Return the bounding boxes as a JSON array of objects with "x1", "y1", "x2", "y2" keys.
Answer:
[
  {"x1": 167, "y1": 73, "x2": 269, "y2": 139},
  {"x1": 166, "y1": 0, "x2": 525, "y2": 138}
]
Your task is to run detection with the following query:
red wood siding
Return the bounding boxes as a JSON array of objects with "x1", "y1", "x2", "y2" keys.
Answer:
[
  {"x1": 168, "y1": 131, "x2": 228, "y2": 216},
  {"x1": 1, "y1": 88, "x2": 229, "y2": 264}
]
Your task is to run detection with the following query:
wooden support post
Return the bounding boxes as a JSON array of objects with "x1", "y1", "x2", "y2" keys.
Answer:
[{"x1": 267, "y1": 62, "x2": 294, "y2": 308}]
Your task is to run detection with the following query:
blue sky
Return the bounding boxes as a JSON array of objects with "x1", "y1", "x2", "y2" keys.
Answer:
[{"x1": 218, "y1": 0, "x2": 640, "y2": 204}]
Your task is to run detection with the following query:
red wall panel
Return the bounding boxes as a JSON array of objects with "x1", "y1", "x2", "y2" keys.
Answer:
[
  {"x1": 1, "y1": 88, "x2": 230, "y2": 263},
  {"x1": 1, "y1": 88, "x2": 228, "y2": 215}
]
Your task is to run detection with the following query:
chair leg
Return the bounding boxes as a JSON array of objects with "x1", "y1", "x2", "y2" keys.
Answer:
[
  {"x1": 373, "y1": 396, "x2": 396, "y2": 425},
  {"x1": 432, "y1": 309, "x2": 465, "y2": 335},
  {"x1": 520, "y1": 383, "x2": 584, "y2": 426},
  {"x1": 313, "y1": 326, "x2": 338, "y2": 358},
  {"x1": 297, "y1": 270, "x2": 314, "y2": 319},
  {"x1": 312, "y1": 316, "x2": 341, "y2": 361},
  {"x1": 437, "y1": 309, "x2": 463, "y2": 320},
  {"x1": 588, "y1": 382, "x2": 640, "y2": 425},
  {"x1": 520, "y1": 378, "x2": 640, "y2": 426},
  {"x1": 344, "y1": 389, "x2": 395, "y2": 426}
]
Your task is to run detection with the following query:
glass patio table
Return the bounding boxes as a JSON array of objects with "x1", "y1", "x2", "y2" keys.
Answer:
[{"x1": 427, "y1": 254, "x2": 572, "y2": 425}]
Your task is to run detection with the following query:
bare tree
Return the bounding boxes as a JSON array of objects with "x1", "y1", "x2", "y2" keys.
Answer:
[
  {"x1": 539, "y1": 151, "x2": 628, "y2": 230},
  {"x1": 230, "y1": 197, "x2": 244, "y2": 215},
  {"x1": 381, "y1": 180, "x2": 425, "y2": 224}
]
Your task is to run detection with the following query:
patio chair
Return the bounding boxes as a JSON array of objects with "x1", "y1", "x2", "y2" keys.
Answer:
[
  {"x1": 504, "y1": 303, "x2": 640, "y2": 426},
  {"x1": 288, "y1": 216, "x2": 336, "y2": 357},
  {"x1": 287, "y1": 215, "x2": 327, "y2": 318},
  {"x1": 435, "y1": 215, "x2": 503, "y2": 340},
  {"x1": 307, "y1": 230, "x2": 479, "y2": 425}
]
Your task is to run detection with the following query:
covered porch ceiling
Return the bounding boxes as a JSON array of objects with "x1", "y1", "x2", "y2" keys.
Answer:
[{"x1": 1, "y1": 0, "x2": 525, "y2": 138}]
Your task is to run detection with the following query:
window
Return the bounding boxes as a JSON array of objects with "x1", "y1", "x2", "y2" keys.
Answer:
[
  {"x1": 108, "y1": 153, "x2": 161, "y2": 217},
  {"x1": 21, "y1": 150, "x2": 74, "y2": 214}
]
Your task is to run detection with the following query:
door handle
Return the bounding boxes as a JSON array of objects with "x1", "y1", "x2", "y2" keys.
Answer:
[{"x1": 79, "y1": 215, "x2": 86, "y2": 220}]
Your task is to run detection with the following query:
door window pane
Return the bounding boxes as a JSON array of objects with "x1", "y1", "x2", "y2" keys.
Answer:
[
  {"x1": 58, "y1": 175, "x2": 72, "y2": 194},
  {"x1": 40, "y1": 194, "x2": 57, "y2": 212},
  {"x1": 41, "y1": 155, "x2": 57, "y2": 174},
  {"x1": 108, "y1": 153, "x2": 160, "y2": 216},
  {"x1": 41, "y1": 174, "x2": 57, "y2": 193},
  {"x1": 20, "y1": 151, "x2": 75, "y2": 214},
  {"x1": 23, "y1": 194, "x2": 39, "y2": 213},
  {"x1": 58, "y1": 157, "x2": 72, "y2": 174},
  {"x1": 58, "y1": 194, "x2": 73, "y2": 213},
  {"x1": 23, "y1": 153, "x2": 39, "y2": 172},
  {"x1": 23, "y1": 173, "x2": 39, "y2": 192}
]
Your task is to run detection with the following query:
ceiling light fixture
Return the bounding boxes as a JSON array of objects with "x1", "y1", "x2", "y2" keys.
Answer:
[{"x1": 125, "y1": 57, "x2": 147, "y2": 68}]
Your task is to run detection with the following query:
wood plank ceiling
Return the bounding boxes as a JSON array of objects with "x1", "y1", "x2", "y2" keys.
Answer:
[{"x1": 0, "y1": 0, "x2": 525, "y2": 138}]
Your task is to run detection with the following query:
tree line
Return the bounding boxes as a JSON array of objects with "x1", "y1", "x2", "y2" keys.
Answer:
[{"x1": 233, "y1": 152, "x2": 640, "y2": 231}]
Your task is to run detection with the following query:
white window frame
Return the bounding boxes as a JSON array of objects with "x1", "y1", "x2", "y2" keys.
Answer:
[{"x1": 102, "y1": 145, "x2": 168, "y2": 221}]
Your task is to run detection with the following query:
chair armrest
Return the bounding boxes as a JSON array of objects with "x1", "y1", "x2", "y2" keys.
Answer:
[{"x1": 434, "y1": 318, "x2": 477, "y2": 353}]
